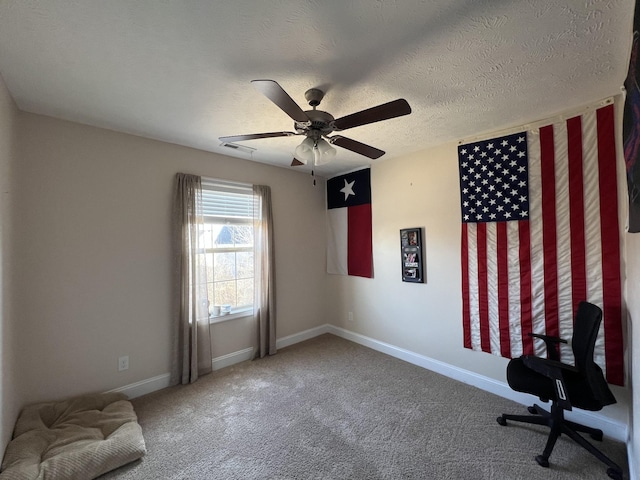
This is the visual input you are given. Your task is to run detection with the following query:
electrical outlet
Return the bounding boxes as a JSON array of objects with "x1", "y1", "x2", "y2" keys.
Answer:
[
  {"x1": 118, "y1": 355, "x2": 129, "y2": 372},
  {"x1": 348, "y1": 311, "x2": 354, "y2": 322}
]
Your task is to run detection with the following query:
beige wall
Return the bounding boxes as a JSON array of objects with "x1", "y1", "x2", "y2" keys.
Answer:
[
  {"x1": 326, "y1": 138, "x2": 631, "y2": 428},
  {"x1": 0, "y1": 73, "x2": 21, "y2": 451},
  {"x1": 327, "y1": 143, "x2": 518, "y2": 373},
  {"x1": 13, "y1": 112, "x2": 327, "y2": 404}
]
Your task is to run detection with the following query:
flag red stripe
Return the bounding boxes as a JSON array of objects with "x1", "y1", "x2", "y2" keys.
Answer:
[
  {"x1": 476, "y1": 223, "x2": 491, "y2": 352},
  {"x1": 518, "y1": 221, "x2": 534, "y2": 355},
  {"x1": 347, "y1": 203, "x2": 373, "y2": 278},
  {"x1": 596, "y1": 104, "x2": 624, "y2": 385},
  {"x1": 540, "y1": 125, "x2": 560, "y2": 339},
  {"x1": 496, "y1": 222, "x2": 510, "y2": 357},
  {"x1": 567, "y1": 115, "x2": 587, "y2": 315},
  {"x1": 461, "y1": 224, "x2": 471, "y2": 349}
]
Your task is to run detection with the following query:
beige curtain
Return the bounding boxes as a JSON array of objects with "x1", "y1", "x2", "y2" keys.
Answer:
[
  {"x1": 253, "y1": 185, "x2": 276, "y2": 358},
  {"x1": 171, "y1": 173, "x2": 212, "y2": 385}
]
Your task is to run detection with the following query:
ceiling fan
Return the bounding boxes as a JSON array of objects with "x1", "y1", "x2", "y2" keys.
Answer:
[{"x1": 219, "y1": 80, "x2": 412, "y2": 168}]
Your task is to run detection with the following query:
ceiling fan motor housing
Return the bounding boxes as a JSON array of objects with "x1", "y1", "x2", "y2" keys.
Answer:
[{"x1": 295, "y1": 109, "x2": 335, "y2": 138}]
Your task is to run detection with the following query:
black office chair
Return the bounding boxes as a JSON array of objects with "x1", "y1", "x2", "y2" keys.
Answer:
[{"x1": 497, "y1": 301, "x2": 623, "y2": 480}]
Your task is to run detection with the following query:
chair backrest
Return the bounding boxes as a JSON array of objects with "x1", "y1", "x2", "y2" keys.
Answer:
[
  {"x1": 571, "y1": 301, "x2": 602, "y2": 371},
  {"x1": 571, "y1": 301, "x2": 617, "y2": 407}
]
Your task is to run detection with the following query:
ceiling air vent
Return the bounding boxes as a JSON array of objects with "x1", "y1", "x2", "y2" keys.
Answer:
[{"x1": 220, "y1": 142, "x2": 256, "y2": 155}]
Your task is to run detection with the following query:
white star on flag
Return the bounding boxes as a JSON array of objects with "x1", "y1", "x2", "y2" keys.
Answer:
[{"x1": 341, "y1": 179, "x2": 355, "y2": 200}]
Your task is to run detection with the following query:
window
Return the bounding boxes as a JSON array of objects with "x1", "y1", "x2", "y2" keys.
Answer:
[{"x1": 201, "y1": 179, "x2": 255, "y2": 319}]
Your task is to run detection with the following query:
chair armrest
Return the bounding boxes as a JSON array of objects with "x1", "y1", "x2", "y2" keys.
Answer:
[
  {"x1": 521, "y1": 355, "x2": 578, "y2": 410},
  {"x1": 528, "y1": 333, "x2": 568, "y2": 361}
]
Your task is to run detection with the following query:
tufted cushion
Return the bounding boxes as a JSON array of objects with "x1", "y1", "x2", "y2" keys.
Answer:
[{"x1": 0, "y1": 393, "x2": 146, "y2": 480}]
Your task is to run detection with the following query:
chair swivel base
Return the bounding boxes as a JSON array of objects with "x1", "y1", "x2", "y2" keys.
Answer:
[{"x1": 497, "y1": 403, "x2": 623, "y2": 480}]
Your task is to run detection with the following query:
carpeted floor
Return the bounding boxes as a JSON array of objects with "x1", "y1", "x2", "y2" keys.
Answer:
[{"x1": 100, "y1": 334, "x2": 629, "y2": 480}]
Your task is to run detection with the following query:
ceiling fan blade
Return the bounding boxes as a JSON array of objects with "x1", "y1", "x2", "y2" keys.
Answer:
[
  {"x1": 219, "y1": 131, "x2": 296, "y2": 143},
  {"x1": 333, "y1": 98, "x2": 411, "y2": 131},
  {"x1": 251, "y1": 80, "x2": 310, "y2": 124},
  {"x1": 330, "y1": 135, "x2": 385, "y2": 159},
  {"x1": 291, "y1": 158, "x2": 305, "y2": 166}
]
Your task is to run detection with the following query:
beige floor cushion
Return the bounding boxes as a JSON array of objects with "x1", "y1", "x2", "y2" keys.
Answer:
[{"x1": 0, "y1": 392, "x2": 146, "y2": 480}]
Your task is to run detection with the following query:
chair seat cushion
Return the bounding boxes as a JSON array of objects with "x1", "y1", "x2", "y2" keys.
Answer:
[
  {"x1": 0, "y1": 393, "x2": 146, "y2": 480},
  {"x1": 507, "y1": 357, "x2": 607, "y2": 411}
]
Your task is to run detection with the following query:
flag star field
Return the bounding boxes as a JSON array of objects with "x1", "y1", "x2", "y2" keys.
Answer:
[{"x1": 458, "y1": 132, "x2": 529, "y2": 223}]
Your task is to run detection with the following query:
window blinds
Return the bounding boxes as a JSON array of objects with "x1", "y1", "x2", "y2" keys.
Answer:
[{"x1": 201, "y1": 178, "x2": 254, "y2": 219}]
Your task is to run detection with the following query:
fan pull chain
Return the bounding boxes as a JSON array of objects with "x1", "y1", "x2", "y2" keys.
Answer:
[{"x1": 312, "y1": 169, "x2": 316, "y2": 186}]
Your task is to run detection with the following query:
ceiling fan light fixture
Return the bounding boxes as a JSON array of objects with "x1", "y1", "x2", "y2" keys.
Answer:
[
  {"x1": 294, "y1": 136, "x2": 315, "y2": 164},
  {"x1": 314, "y1": 138, "x2": 337, "y2": 165}
]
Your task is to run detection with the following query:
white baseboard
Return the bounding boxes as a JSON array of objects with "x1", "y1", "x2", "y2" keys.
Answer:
[
  {"x1": 212, "y1": 347, "x2": 254, "y2": 371},
  {"x1": 629, "y1": 441, "x2": 637, "y2": 480},
  {"x1": 106, "y1": 348, "x2": 256, "y2": 399},
  {"x1": 105, "y1": 327, "x2": 330, "y2": 399},
  {"x1": 326, "y1": 324, "x2": 628, "y2": 443},
  {"x1": 276, "y1": 324, "x2": 330, "y2": 349},
  {"x1": 106, "y1": 373, "x2": 172, "y2": 399}
]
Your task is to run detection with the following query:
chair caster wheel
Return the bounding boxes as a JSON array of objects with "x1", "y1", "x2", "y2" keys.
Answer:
[
  {"x1": 607, "y1": 467, "x2": 622, "y2": 480},
  {"x1": 496, "y1": 416, "x2": 507, "y2": 426},
  {"x1": 535, "y1": 455, "x2": 549, "y2": 468},
  {"x1": 528, "y1": 406, "x2": 538, "y2": 414},
  {"x1": 590, "y1": 431, "x2": 603, "y2": 441}
]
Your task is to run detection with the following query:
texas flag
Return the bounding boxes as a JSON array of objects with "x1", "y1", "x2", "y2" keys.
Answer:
[{"x1": 326, "y1": 168, "x2": 373, "y2": 278}]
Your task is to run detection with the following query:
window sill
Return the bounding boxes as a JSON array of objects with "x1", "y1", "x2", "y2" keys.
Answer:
[{"x1": 209, "y1": 310, "x2": 253, "y2": 324}]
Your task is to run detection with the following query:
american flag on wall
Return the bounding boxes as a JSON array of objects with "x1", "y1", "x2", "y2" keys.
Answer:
[{"x1": 458, "y1": 102, "x2": 624, "y2": 385}]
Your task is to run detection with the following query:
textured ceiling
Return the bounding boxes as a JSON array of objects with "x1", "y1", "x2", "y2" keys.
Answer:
[{"x1": 0, "y1": 0, "x2": 634, "y2": 177}]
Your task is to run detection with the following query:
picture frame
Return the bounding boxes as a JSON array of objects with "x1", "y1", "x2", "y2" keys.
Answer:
[{"x1": 400, "y1": 228, "x2": 424, "y2": 283}]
